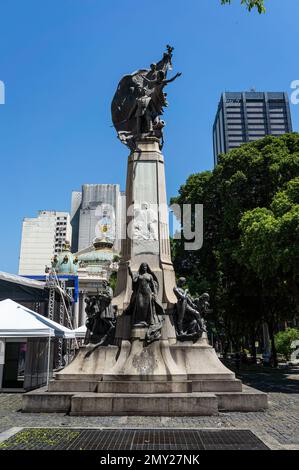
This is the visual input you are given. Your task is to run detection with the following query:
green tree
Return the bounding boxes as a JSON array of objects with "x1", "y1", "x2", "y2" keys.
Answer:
[
  {"x1": 171, "y1": 134, "x2": 299, "y2": 363},
  {"x1": 221, "y1": 0, "x2": 266, "y2": 13},
  {"x1": 236, "y1": 176, "x2": 299, "y2": 365},
  {"x1": 238, "y1": 177, "x2": 299, "y2": 307},
  {"x1": 275, "y1": 328, "x2": 299, "y2": 361}
]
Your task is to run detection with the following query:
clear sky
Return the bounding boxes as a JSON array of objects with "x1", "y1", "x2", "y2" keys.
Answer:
[{"x1": 0, "y1": 0, "x2": 298, "y2": 274}]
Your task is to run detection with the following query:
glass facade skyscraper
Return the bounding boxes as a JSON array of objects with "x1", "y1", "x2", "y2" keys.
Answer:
[{"x1": 213, "y1": 91, "x2": 293, "y2": 165}]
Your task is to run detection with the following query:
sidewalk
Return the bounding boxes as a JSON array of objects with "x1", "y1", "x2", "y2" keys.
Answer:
[{"x1": 0, "y1": 365, "x2": 298, "y2": 450}]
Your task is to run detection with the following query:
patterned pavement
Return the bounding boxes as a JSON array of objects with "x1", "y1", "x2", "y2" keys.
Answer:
[{"x1": 0, "y1": 366, "x2": 298, "y2": 450}]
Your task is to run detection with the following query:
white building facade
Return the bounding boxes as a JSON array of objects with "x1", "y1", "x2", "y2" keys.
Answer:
[
  {"x1": 70, "y1": 184, "x2": 125, "y2": 253},
  {"x1": 18, "y1": 211, "x2": 72, "y2": 276}
]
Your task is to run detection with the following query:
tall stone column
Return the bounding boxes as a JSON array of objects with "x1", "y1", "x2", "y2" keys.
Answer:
[{"x1": 114, "y1": 137, "x2": 177, "y2": 343}]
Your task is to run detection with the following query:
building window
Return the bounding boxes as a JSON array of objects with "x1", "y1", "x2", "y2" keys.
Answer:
[
  {"x1": 227, "y1": 125, "x2": 243, "y2": 129},
  {"x1": 228, "y1": 131, "x2": 243, "y2": 136},
  {"x1": 271, "y1": 130, "x2": 287, "y2": 135},
  {"x1": 247, "y1": 119, "x2": 265, "y2": 125},
  {"x1": 229, "y1": 136, "x2": 244, "y2": 141},
  {"x1": 271, "y1": 125, "x2": 286, "y2": 130},
  {"x1": 246, "y1": 102, "x2": 264, "y2": 107},
  {"x1": 270, "y1": 119, "x2": 286, "y2": 125},
  {"x1": 248, "y1": 125, "x2": 265, "y2": 130},
  {"x1": 248, "y1": 130, "x2": 266, "y2": 135},
  {"x1": 227, "y1": 113, "x2": 242, "y2": 119}
]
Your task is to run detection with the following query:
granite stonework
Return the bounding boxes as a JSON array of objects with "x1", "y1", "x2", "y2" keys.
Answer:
[
  {"x1": 23, "y1": 327, "x2": 268, "y2": 415},
  {"x1": 113, "y1": 139, "x2": 177, "y2": 319}
]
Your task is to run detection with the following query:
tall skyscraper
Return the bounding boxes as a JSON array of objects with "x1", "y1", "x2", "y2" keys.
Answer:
[
  {"x1": 70, "y1": 191, "x2": 82, "y2": 252},
  {"x1": 213, "y1": 91, "x2": 293, "y2": 165},
  {"x1": 71, "y1": 184, "x2": 125, "y2": 253},
  {"x1": 18, "y1": 211, "x2": 72, "y2": 275}
]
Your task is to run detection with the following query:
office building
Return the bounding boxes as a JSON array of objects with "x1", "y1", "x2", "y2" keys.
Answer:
[
  {"x1": 213, "y1": 91, "x2": 293, "y2": 165},
  {"x1": 70, "y1": 191, "x2": 82, "y2": 252},
  {"x1": 18, "y1": 211, "x2": 71, "y2": 275},
  {"x1": 71, "y1": 184, "x2": 125, "y2": 253}
]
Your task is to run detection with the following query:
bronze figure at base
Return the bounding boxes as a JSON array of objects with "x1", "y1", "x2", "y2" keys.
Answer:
[
  {"x1": 173, "y1": 277, "x2": 210, "y2": 342},
  {"x1": 84, "y1": 280, "x2": 117, "y2": 357},
  {"x1": 125, "y1": 262, "x2": 165, "y2": 345}
]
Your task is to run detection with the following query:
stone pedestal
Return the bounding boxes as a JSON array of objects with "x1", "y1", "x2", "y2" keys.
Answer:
[
  {"x1": 103, "y1": 325, "x2": 186, "y2": 381},
  {"x1": 114, "y1": 138, "x2": 176, "y2": 315},
  {"x1": 23, "y1": 340, "x2": 268, "y2": 414},
  {"x1": 53, "y1": 345, "x2": 119, "y2": 381},
  {"x1": 113, "y1": 137, "x2": 178, "y2": 352}
]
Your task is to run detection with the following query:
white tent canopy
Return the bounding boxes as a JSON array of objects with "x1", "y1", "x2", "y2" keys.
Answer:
[
  {"x1": 0, "y1": 299, "x2": 75, "y2": 339},
  {"x1": 73, "y1": 324, "x2": 86, "y2": 338},
  {"x1": 0, "y1": 271, "x2": 45, "y2": 289},
  {"x1": 22, "y1": 305, "x2": 75, "y2": 339}
]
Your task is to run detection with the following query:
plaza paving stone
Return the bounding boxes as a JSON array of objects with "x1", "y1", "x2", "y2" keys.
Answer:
[{"x1": 0, "y1": 366, "x2": 298, "y2": 450}]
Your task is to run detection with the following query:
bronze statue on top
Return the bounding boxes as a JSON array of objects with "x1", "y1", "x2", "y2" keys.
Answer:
[{"x1": 111, "y1": 45, "x2": 181, "y2": 150}]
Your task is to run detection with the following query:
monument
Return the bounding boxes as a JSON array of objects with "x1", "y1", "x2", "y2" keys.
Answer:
[{"x1": 23, "y1": 47, "x2": 268, "y2": 415}]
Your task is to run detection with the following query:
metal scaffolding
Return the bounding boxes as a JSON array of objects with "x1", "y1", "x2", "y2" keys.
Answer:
[{"x1": 45, "y1": 270, "x2": 79, "y2": 358}]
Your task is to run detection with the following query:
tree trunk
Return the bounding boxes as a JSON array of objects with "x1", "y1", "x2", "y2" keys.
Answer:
[
  {"x1": 268, "y1": 322, "x2": 278, "y2": 367},
  {"x1": 223, "y1": 340, "x2": 230, "y2": 358},
  {"x1": 251, "y1": 336, "x2": 257, "y2": 363},
  {"x1": 287, "y1": 278, "x2": 299, "y2": 314},
  {"x1": 251, "y1": 324, "x2": 261, "y2": 364}
]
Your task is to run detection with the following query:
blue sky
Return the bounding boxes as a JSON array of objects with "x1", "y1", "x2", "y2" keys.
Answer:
[{"x1": 0, "y1": 0, "x2": 298, "y2": 273}]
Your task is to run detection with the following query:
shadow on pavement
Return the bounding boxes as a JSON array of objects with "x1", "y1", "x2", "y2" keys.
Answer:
[{"x1": 221, "y1": 362, "x2": 299, "y2": 394}]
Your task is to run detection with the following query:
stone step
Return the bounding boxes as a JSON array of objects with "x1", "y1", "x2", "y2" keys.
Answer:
[
  {"x1": 97, "y1": 380, "x2": 191, "y2": 394},
  {"x1": 47, "y1": 378, "x2": 242, "y2": 394},
  {"x1": 215, "y1": 386, "x2": 268, "y2": 412},
  {"x1": 192, "y1": 379, "x2": 242, "y2": 392},
  {"x1": 55, "y1": 373, "x2": 102, "y2": 381},
  {"x1": 22, "y1": 386, "x2": 268, "y2": 415},
  {"x1": 48, "y1": 380, "x2": 98, "y2": 393},
  {"x1": 70, "y1": 392, "x2": 219, "y2": 416},
  {"x1": 97, "y1": 379, "x2": 243, "y2": 393},
  {"x1": 102, "y1": 374, "x2": 188, "y2": 382},
  {"x1": 187, "y1": 373, "x2": 236, "y2": 380},
  {"x1": 22, "y1": 388, "x2": 73, "y2": 413}
]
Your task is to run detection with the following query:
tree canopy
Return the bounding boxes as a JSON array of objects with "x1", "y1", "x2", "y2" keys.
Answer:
[
  {"x1": 275, "y1": 328, "x2": 299, "y2": 361},
  {"x1": 171, "y1": 134, "x2": 299, "y2": 360},
  {"x1": 221, "y1": 0, "x2": 266, "y2": 13},
  {"x1": 238, "y1": 177, "x2": 299, "y2": 302}
]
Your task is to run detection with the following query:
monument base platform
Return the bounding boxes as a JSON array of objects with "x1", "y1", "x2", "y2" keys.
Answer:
[
  {"x1": 22, "y1": 384, "x2": 267, "y2": 415},
  {"x1": 22, "y1": 342, "x2": 268, "y2": 416}
]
